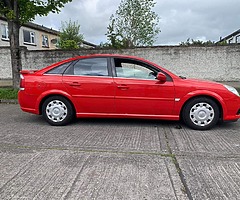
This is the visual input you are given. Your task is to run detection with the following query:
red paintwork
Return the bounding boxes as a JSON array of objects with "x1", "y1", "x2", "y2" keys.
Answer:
[{"x1": 18, "y1": 54, "x2": 240, "y2": 122}]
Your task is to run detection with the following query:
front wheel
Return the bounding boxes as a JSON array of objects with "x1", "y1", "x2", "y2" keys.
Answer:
[
  {"x1": 182, "y1": 97, "x2": 220, "y2": 130},
  {"x1": 42, "y1": 96, "x2": 74, "y2": 126}
]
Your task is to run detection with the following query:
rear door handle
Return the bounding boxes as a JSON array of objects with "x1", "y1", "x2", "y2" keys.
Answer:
[{"x1": 69, "y1": 82, "x2": 81, "y2": 86}]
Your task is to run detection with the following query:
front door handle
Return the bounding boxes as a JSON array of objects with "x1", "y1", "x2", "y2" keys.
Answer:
[{"x1": 117, "y1": 85, "x2": 129, "y2": 90}]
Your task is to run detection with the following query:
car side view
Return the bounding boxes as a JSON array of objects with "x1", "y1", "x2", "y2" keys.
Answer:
[{"x1": 18, "y1": 54, "x2": 240, "y2": 130}]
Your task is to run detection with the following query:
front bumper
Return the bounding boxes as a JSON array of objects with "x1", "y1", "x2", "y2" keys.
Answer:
[{"x1": 223, "y1": 96, "x2": 240, "y2": 122}]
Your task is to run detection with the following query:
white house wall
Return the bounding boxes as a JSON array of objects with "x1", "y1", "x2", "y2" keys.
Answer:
[{"x1": 0, "y1": 18, "x2": 59, "y2": 50}]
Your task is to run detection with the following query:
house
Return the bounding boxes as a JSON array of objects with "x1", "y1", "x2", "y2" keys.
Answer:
[
  {"x1": 217, "y1": 29, "x2": 240, "y2": 44},
  {"x1": 0, "y1": 16, "x2": 96, "y2": 50}
]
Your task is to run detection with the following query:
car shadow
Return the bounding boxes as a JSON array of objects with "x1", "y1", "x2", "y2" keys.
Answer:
[
  {"x1": 72, "y1": 117, "x2": 183, "y2": 128},
  {"x1": 19, "y1": 114, "x2": 239, "y2": 131}
]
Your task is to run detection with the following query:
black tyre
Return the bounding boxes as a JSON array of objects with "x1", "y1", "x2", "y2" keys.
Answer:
[
  {"x1": 182, "y1": 97, "x2": 220, "y2": 130},
  {"x1": 42, "y1": 96, "x2": 74, "y2": 126}
]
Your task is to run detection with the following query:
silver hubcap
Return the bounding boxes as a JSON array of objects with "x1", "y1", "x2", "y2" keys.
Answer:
[
  {"x1": 46, "y1": 100, "x2": 68, "y2": 122},
  {"x1": 190, "y1": 102, "x2": 215, "y2": 127}
]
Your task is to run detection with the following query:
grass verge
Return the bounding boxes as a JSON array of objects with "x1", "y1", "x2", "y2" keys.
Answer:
[{"x1": 0, "y1": 88, "x2": 18, "y2": 99}]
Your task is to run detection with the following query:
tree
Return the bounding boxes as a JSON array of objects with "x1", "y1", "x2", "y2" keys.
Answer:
[
  {"x1": 179, "y1": 38, "x2": 216, "y2": 46},
  {"x1": 106, "y1": 0, "x2": 160, "y2": 48},
  {"x1": 0, "y1": 0, "x2": 72, "y2": 88},
  {"x1": 59, "y1": 20, "x2": 84, "y2": 49}
]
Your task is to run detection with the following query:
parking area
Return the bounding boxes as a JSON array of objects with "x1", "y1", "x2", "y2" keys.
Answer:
[{"x1": 0, "y1": 104, "x2": 239, "y2": 199}]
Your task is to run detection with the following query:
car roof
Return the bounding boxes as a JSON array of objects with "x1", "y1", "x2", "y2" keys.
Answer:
[
  {"x1": 38, "y1": 54, "x2": 150, "y2": 73},
  {"x1": 71, "y1": 54, "x2": 147, "y2": 61}
]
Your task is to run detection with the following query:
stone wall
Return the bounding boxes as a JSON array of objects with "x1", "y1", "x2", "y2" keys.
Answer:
[
  {"x1": 1, "y1": 45, "x2": 240, "y2": 81},
  {"x1": 0, "y1": 47, "x2": 11, "y2": 79}
]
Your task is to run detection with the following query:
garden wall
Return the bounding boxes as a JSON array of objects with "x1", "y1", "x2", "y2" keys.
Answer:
[{"x1": 1, "y1": 45, "x2": 240, "y2": 81}]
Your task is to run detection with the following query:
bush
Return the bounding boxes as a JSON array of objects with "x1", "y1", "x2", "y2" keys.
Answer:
[{"x1": 0, "y1": 88, "x2": 18, "y2": 99}]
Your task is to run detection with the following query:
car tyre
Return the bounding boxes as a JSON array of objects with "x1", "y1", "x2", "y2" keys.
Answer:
[
  {"x1": 182, "y1": 97, "x2": 220, "y2": 130},
  {"x1": 42, "y1": 96, "x2": 74, "y2": 126}
]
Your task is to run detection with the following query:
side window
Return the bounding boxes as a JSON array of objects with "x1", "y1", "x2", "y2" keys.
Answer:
[
  {"x1": 1, "y1": 24, "x2": 9, "y2": 40},
  {"x1": 114, "y1": 58, "x2": 157, "y2": 80},
  {"x1": 70, "y1": 58, "x2": 109, "y2": 76},
  {"x1": 42, "y1": 35, "x2": 49, "y2": 47},
  {"x1": 45, "y1": 62, "x2": 72, "y2": 74}
]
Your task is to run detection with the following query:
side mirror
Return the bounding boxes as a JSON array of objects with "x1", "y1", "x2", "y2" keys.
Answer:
[{"x1": 157, "y1": 72, "x2": 167, "y2": 83}]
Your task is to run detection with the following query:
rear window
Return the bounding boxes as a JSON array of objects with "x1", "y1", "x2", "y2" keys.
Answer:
[{"x1": 45, "y1": 62, "x2": 72, "y2": 74}]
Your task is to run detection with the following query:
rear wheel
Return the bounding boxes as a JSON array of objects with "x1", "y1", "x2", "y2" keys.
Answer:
[
  {"x1": 182, "y1": 97, "x2": 220, "y2": 130},
  {"x1": 42, "y1": 96, "x2": 74, "y2": 126}
]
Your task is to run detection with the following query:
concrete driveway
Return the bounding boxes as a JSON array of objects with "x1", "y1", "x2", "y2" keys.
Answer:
[{"x1": 0, "y1": 104, "x2": 239, "y2": 200}]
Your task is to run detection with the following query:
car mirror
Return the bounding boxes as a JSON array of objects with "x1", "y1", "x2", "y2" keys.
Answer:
[{"x1": 157, "y1": 72, "x2": 167, "y2": 83}]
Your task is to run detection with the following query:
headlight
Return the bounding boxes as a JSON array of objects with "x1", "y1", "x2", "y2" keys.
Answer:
[{"x1": 224, "y1": 85, "x2": 239, "y2": 96}]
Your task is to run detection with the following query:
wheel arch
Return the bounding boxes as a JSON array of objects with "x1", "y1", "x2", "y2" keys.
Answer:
[
  {"x1": 180, "y1": 95, "x2": 224, "y2": 121},
  {"x1": 38, "y1": 93, "x2": 76, "y2": 116}
]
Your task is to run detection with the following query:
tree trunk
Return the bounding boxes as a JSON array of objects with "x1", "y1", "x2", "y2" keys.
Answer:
[
  {"x1": 8, "y1": 20, "x2": 22, "y2": 89},
  {"x1": 7, "y1": 0, "x2": 22, "y2": 89}
]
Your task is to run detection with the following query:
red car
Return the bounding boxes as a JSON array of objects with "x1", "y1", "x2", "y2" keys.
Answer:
[{"x1": 18, "y1": 54, "x2": 240, "y2": 130}]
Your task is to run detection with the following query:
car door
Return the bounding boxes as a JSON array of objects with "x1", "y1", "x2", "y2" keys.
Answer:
[
  {"x1": 112, "y1": 57, "x2": 175, "y2": 116},
  {"x1": 62, "y1": 57, "x2": 115, "y2": 114}
]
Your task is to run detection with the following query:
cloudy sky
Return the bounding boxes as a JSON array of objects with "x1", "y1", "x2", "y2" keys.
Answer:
[{"x1": 34, "y1": 0, "x2": 240, "y2": 45}]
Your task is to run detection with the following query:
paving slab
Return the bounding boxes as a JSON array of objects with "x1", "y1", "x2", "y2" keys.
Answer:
[
  {"x1": 0, "y1": 147, "x2": 187, "y2": 200},
  {"x1": 0, "y1": 104, "x2": 169, "y2": 154},
  {"x1": 167, "y1": 123, "x2": 240, "y2": 156},
  {"x1": 166, "y1": 119, "x2": 240, "y2": 200},
  {"x1": 177, "y1": 156, "x2": 240, "y2": 200}
]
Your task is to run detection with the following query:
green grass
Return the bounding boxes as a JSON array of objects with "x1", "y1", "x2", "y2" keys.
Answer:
[{"x1": 0, "y1": 88, "x2": 18, "y2": 99}]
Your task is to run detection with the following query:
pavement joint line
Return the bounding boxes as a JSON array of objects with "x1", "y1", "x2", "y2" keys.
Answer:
[
  {"x1": 163, "y1": 156, "x2": 180, "y2": 199},
  {"x1": 0, "y1": 143, "x2": 174, "y2": 158},
  {"x1": 156, "y1": 126, "x2": 182, "y2": 199},
  {"x1": 174, "y1": 152, "x2": 240, "y2": 159},
  {"x1": 163, "y1": 126, "x2": 193, "y2": 200}
]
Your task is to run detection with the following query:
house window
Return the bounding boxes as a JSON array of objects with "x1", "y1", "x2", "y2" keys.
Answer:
[
  {"x1": 1, "y1": 24, "x2": 9, "y2": 40},
  {"x1": 228, "y1": 38, "x2": 233, "y2": 44},
  {"x1": 23, "y1": 30, "x2": 35, "y2": 44},
  {"x1": 236, "y1": 35, "x2": 240, "y2": 43},
  {"x1": 42, "y1": 35, "x2": 49, "y2": 47}
]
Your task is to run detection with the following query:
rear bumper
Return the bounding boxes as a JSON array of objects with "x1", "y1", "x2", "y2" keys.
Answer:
[
  {"x1": 20, "y1": 106, "x2": 39, "y2": 115},
  {"x1": 18, "y1": 91, "x2": 39, "y2": 115}
]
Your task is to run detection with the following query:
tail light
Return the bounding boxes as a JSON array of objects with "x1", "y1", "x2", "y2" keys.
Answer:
[{"x1": 19, "y1": 74, "x2": 25, "y2": 90}]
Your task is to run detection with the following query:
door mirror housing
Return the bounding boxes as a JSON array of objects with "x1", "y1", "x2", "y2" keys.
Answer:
[{"x1": 157, "y1": 72, "x2": 167, "y2": 83}]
